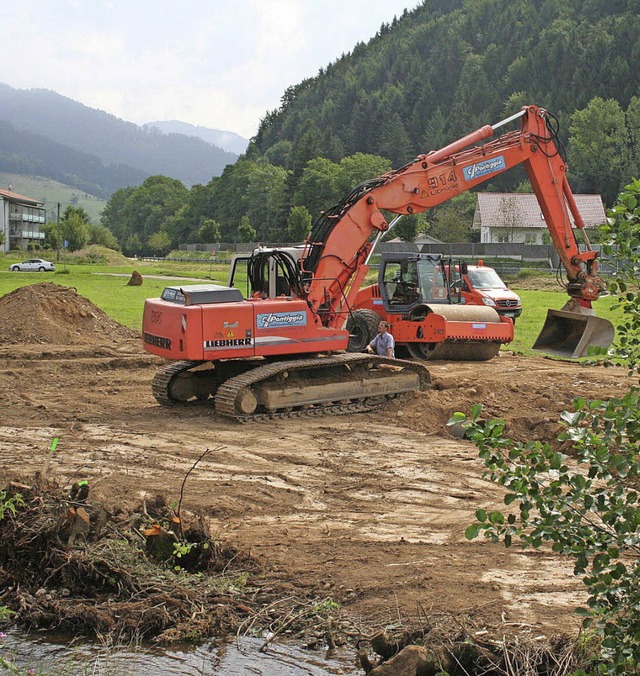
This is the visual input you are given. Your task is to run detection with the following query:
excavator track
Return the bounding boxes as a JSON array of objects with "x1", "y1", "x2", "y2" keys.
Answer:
[
  {"x1": 214, "y1": 353, "x2": 430, "y2": 422},
  {"x1": 151, "y1": 360, "x2": 214, "y2": 406}
]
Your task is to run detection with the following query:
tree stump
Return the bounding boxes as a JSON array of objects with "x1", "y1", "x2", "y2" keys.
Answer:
[{"x1": 368, "y1": 645, "x2": 437, "y2": 675}]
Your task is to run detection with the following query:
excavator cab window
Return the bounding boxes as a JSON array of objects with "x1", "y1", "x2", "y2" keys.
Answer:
[
  {"x1": 383, "y1": 260, "x2": 421, "y2": 307},
  {"x1": 431, "y1": 266, "x2": 448, "y2": 301},
  {"x1": 381, "y1": 257, "x2": 453, "y2": 308},
  {"x1": 448, "y1": 260, "x2": 466, "y2": 302},
  {"x1": 274, "y1": 262, "x2": 291, "y2": 296},
  {"x1": 383, "y1": 262, "x2": 401, "y2": 304}
]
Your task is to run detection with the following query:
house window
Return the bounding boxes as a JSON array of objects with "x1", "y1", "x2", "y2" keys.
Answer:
[
  {"x1": 495, "y1": 232, "x2": 509, "y2": 243},
  {"x1": 525, "y1": 233, "x2": 538, "y2": 244}
]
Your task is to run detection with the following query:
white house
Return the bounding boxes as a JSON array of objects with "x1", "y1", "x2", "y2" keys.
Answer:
[
  {"x1": 473, "y1": 193, "x2": 606, "y2": 244},
  {"x1": 0, "y1": 188, "x2": 46, "y2": 253}
]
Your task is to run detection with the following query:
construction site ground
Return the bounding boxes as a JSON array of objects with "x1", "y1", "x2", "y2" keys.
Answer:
[{"x1": 0, "y1": 283, "x2": 633, "y2": 653}]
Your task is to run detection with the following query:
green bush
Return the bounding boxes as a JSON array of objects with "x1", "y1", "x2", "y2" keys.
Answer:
[
  {"x1": 599, "y1": 178, "x2": 640, "y2": 375},
  {"x1": 453, "y1": 397, "x2": 640, "y2": 673}
]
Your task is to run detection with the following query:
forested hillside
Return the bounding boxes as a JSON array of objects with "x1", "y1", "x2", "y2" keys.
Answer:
[
  {"x1": 250, "y1": 0, "x2": 639, "y2": 170},
  {"x1": 100, "y1": 0, "x2": 640, "y2": 255},
  {"x1": 0, "y1": 84, "x2": 239, "y2": 192}
]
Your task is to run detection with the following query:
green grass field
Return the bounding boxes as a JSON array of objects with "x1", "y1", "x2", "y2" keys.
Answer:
[
  {"x1": 0, "y1": 255, "x2": 231, "y2": 330},
  {"x1": 0, "y1": 255, "x2": 621, "y2": 356}
]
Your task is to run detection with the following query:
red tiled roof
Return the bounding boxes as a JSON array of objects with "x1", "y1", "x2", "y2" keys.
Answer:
[{"x1": 0, "y1": 188, "x2": 43, "y2": 206}]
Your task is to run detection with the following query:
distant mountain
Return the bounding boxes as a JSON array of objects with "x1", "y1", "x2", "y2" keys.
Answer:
[
  {"x1": 0, "y1": 120, "x2": 146, "y2": 199},
  {"x1": 0, "y1": 83, "x2": 240, "y2": 196},
  {"x1": 145, "y1": 120, "x2": 249, "y2": 155}
]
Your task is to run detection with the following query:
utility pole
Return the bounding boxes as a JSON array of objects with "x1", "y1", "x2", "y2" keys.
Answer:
[{"x1": 56, "y1": 202, "x2": 61, "y2": 261}]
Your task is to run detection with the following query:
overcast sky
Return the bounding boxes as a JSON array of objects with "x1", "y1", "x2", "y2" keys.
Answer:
[{"x1": 2, "y1": 1, "x2": 418, "y2": 139}]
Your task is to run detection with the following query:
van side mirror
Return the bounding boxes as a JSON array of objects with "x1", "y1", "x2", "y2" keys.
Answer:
[{"x1": 460, "y1": 261, "x2": 468, "y2": 275}]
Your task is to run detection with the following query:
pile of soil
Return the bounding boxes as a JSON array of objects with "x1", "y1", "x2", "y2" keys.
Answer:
[
  {"x1": 389, "y1": 355, "x2": 633, "y2": 447},
  {"x1": 65, "y1": 245, "x2": 133, "y2": 266},
  {"x1": 507, "y1": 273, "x2": 566, "y2": 291},
  {"x1": 0, "y1": 283, "x2": 138, "y2": 345}
]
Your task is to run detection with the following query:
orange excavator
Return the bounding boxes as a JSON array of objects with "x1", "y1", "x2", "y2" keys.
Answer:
[{"x1": 141, "y1": 105, "x2": 614, "y2": 420}]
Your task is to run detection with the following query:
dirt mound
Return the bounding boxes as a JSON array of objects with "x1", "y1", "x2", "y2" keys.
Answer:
[
  {"x1": 0, "y1": 283, "x2": 138, "y2": 345},
  {"x1": 127, "y1": 270, "x2": 143, "y2": 286},
  {"x1": 66, "y1": 245, "x2": 132, "y2": 266},
  {"x1": 0, "y1": 337, "x2": 634, "y2": 665},
  {"x1": 508, "y1": 274, "x2": 564, "y2": 291},
  {"x1": 384, "y1": 353, "x2": 633, "y2": 445}
]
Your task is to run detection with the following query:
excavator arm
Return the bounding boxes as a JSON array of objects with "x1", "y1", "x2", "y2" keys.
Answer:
[{"x1": 301, "y1": 105, "x2": 611, "y2": 356}]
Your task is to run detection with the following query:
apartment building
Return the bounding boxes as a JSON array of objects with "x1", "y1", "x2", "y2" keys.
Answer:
[{"x1": 0, "y1": 188, "x2": 46, "y2": 253}]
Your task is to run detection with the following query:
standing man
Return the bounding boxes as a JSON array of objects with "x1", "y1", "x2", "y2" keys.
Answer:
[{"x1": 366, "y1": 320, "x2": 395, "y2": 358}]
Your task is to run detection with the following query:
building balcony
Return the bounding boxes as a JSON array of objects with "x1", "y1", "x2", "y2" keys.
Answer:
[{"x1": 9, "y1": 212, "x2": 45, "y2": 223}]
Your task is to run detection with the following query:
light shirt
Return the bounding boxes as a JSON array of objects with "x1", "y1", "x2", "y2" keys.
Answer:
[{"x1": 369, "y1": 331, "x2": 395, "y2": 358}]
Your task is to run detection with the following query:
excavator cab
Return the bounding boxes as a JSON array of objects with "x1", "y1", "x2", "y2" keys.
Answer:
[
  {"x1": 383, "y1": 258, "x2": 422, "y2": 307},
  {"x1": 380, "y1": 254, "x2": 460, "y2": 309}
]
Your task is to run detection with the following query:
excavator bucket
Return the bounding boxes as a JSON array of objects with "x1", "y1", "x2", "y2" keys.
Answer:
[{"x1": 532, "y1": 309, "x2": 614, "y2": 358}]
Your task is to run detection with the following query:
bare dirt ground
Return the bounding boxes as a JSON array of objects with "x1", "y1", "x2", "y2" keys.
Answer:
[{"x1": 0, "y1": 283, "x2": 633, "y2": 646}]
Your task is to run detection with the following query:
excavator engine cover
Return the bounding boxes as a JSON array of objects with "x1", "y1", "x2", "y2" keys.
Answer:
[{"x1": 532, "y1": 309, "x2": 614, "y2": 358}]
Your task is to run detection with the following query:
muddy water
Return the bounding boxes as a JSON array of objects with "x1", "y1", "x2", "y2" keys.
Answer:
[{"x1": 2, "y1": 631, "x2": 359, "y2": 674}]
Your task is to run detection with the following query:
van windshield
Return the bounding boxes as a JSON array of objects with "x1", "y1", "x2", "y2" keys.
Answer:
[{"x1": 467, "y1": 268, "x2": 507, "y2": 289}]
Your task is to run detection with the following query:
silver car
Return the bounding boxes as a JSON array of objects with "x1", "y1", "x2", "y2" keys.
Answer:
[{"x1": 9, "y1": 258, "x2": 56, "y2": 272}]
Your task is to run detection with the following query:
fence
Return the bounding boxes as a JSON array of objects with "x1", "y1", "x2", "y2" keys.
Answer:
[
  {"x1": 376, "y1": 242, "x2": 615, "y2": 275},
  {"x1": 171, "y1": 241, "x2": 614, "y2": 275},
  {"x1": 178, "y1": 242, "x2": 289, "y2": 253}
]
